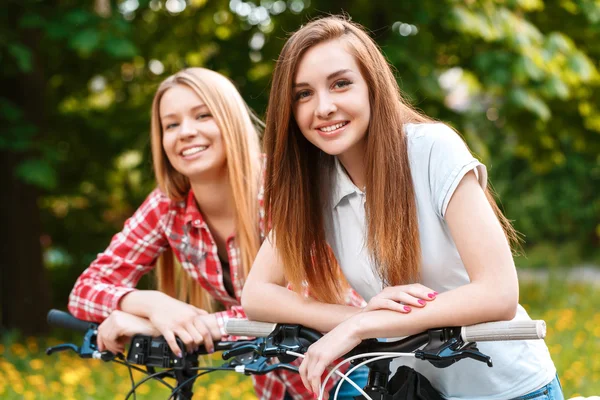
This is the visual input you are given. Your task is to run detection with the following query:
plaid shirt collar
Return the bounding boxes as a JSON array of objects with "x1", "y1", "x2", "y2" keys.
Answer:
[{"x1": 183, "y1": 189, "x2": 205, "y2": 227}]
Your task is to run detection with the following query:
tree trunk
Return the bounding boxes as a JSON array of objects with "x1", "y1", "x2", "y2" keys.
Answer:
[
  {"x1": 0, "y1": 154, "x2": 51, "y2": 335},
  {"x1": 0, "y1": 6, "x2": 51, "y2": 335}
]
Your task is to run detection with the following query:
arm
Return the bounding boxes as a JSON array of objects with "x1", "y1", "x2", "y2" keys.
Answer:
[
  {"x1": 68, "y1": 189, "x2": 170, "y2": 322},
  {"x1": 241, "y1": 236, "x2": 362, "y2": 332},
  {"x1": 298, "y1": 172, "x2": 520, "y2": 394},
  {"x1": 350, "y1": 171, "x2": 518, "y2": 339},
  {"x1": 68, "y1": 189, "x2": 217, "y2": 355}
]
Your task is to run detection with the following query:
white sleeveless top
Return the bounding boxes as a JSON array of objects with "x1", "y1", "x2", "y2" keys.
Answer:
[{"x1": 324, "y1": 123, "x2": 556, "y2": 399}]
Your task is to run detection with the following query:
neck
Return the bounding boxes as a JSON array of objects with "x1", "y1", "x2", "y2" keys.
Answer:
[
  {"x1": 337, "y1": 142, "x2": 367, "y2": 191},
  {"x1": 189, "y1": 170, "x2": 235, "y2": 219}
]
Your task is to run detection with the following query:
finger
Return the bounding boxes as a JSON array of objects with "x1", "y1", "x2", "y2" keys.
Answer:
[
  {"x1": 308, "y1": 360, "x2": 324, "y2": 397},
  {"x1": 96, "y1": 334, "x2": 105, "y2": 352},
  {"x1": 404, "y1": 284, "x2": 438, "y2": 301},
  {"x1": 377, "y1": 290, "x2": 428, "y2": 308},
  {"x1": 378, "y1": 298, "x2": 413, "y2": 313},
  {"x1": 299, "y1": 355, "x2": 311, "y2": 394},
  {"x1": 194, "y1": 308, "x2": 209, "y2": 316},
  {"x1": 174, "y1": 329, "x2": 194, "y2": 354},
  {"x1": 185, "y1": 323, "x2": 204, "y2": 351},
  {"x1": 164, "y1": 331, "x2": 183, "y2": 357},
  {"x1": 193, "y1": 319, "x2": 214, "y2": 353}
]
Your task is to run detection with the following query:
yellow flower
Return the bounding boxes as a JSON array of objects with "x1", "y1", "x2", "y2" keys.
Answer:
[
  {"x1": 26, "y1": 337, "x2": 39, "y2": 353},
  {"x1": 29, "y1": 359, "x2": 44, "y2": 370},
  {"x1": 23, "y1": 390, "x2": 36, "y2": 400},
  {"x1": 10, "y1": 343, "x2": 27, "y2": 358},
  {"x1": 26, "y1": 374, "x2": 46, "y2": 388},
  {"x1": 50, "y1": 381, "x2": 62, "y2": 393},
  {"x1": 60, "y1": 369, "x2": 81, "y2": 386}
]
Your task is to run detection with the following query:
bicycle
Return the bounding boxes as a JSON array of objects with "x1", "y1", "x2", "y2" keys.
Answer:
[{"x1": 46, "y1": 309, "x2": 546, "y2": 400}]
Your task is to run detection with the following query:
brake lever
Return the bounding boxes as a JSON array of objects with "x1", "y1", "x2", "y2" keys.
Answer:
[
  {"x1": 222, "y1": 340, "x2": 264, "y2": 360},
  {"x1": 46, "y1": 326, "x2": 112, "y2": 360},
  {"x1": 415, "y1": 328, "x2": 493, "y2": 368},
  {"x1": 46, "y1": 343, "x2": 80, "y2": 356}
]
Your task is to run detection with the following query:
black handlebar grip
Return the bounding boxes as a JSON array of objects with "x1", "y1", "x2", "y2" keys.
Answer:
[{"x1": 47, "y1": 309, "x2": 95, "y2": 332}]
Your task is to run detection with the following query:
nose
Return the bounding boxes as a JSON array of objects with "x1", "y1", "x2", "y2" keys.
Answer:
[
  {"x1": 315, "y1": 92, "x2": 336, "y2": 119},
  {"x1": 178, "y1": 117, "x2": 198, "y2": 138}
]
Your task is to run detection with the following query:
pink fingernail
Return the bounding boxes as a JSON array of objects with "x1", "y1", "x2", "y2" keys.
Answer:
[
  {"x1": 418, "y1": 300, "x2": 426, "y2": 306},
  {"x1": 434, "y1": 292, "x2": 439, "y2": 296},
  {"x1": 428, "y1": 293, "x2": 436, "y2": 298},
  {"x1": 404, "y1": 306, "x2": 411, "y2": 312}
]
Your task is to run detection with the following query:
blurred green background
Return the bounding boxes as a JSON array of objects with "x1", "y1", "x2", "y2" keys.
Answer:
[{"x1": 1, "y1": 0, "x2": 599, "y2": 398}]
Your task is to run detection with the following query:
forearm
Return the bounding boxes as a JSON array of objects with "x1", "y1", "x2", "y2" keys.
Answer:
[
  {"x1": 352, "y1": 281, "x2": 518, "y2": 340},
  {"x1": 242, "y1": 282, "x2": 360, "y2": 332},
  {"x1": 119, "y1": 290, "x2": 169, "y2": 318}
]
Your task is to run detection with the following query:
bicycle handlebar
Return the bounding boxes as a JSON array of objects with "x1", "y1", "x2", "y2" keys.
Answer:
[
  {"x1": 225, "y1": 318, "x2": 547, "y2": 341},
  {"x1": 47, "y1": 309, "x2": 96, "y2": 333},
  {"x1": 460, "y1": 320, "x2": 546, "y2": 342}
]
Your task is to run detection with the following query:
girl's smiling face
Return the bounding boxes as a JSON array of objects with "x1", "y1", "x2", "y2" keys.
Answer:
[
  {"x1": 159, "y1": 84, "x2": 227, "y2": 181},
  {"x1": 292, "y1": 39, "x2": 371, "y2": 161}
]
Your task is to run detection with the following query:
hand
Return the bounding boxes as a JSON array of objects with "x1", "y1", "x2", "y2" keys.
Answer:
[
  {"x1": 97, "y1": 310, "x2": 159, "y2": 354},
  {"x1": 146, "y1": 294, "x2": 216, "y2": 356},
  {"x1": 362, "y1": 284, "x2": 437, "y2": 314},
  {"x1": 299, "y1": 319, "x2": 362, "y2": 399}
]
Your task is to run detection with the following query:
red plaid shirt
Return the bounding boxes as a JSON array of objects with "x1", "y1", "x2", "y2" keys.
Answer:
[{"x1": 69, "y1": 187, "x2": 364, "y2": 399}]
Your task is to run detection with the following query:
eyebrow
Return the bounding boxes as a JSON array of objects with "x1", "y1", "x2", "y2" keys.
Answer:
[
  {"x1": 161, "y1": 104, "x2": 208, "y2": 120},
  {"x1": 292, "y1": 68, "x2": 353, "y2": 88}
]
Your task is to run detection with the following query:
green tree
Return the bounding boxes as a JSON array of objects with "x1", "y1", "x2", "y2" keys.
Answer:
[{"x1": 1, "y1": 0, "x2": 598, "y2": 333}]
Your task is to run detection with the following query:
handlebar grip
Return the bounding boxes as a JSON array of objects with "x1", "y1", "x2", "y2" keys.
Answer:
[
  {"x1": 47, "y1": 309, "x2": 94, "y2": 333},
  {"x1": 225, "y1": 319, "x2": 276, "y2": 337},
  {"x1": 461, "y1": 320, "x2": 546, "y2": 342}
]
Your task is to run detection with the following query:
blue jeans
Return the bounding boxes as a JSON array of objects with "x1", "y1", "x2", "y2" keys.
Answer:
[
  {"x1": 283, "y1": 365, "x2": 369, "y2": 400},
  {"x1": 330, "y1": 365, "x2": 369, "y2": 399},
  {"x1": 510, "y1": 375, "x2": 564, "y2": 400}
]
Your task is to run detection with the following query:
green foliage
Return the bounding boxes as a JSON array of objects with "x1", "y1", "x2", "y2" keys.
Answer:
[
  {"x1": 1, "y1": 0, "x2": 599, "y2": 308},
  {"x1": 15, "y1": 159, "x2": 58, "y2": 190}
]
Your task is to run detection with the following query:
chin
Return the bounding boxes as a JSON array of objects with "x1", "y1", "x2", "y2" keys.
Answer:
[{"x1": 317, "y1": 144, "x2": 350, "y2": 156}]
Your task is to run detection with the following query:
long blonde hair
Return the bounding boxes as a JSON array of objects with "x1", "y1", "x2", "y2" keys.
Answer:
[
  {"x1": 263, "y1": 16, "x2": 519, "y2": 304},
  {"x1": 150, "y1": 68, "x2": 262, "y2": 309}
]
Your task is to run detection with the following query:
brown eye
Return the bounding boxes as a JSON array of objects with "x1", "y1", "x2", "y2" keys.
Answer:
[
  {"x1": 294, "y1": 90, "x2": 311, "y2": 101},
  {"x1": 333, "y1": 80, "x2": 352, "y2": 89}
]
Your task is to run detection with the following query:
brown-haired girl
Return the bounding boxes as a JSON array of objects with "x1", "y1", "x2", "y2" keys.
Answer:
[
  {"x1": 242, "y1": 16, "x2": 562, "y2": 400},
  {"x1": 68, "y1": 67, "x2": 356, "y2": 399}
]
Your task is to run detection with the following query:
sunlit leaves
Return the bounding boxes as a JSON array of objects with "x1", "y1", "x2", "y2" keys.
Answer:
[
  {"x1": 15, "y1": 159, "x2": 58, "y2": 190},
  {"x1": 69, "y1": 29, "x2": 101, "y2": 56},
  {"x1": 7, "y1": 43, "x2": 32, "y2": 73}
]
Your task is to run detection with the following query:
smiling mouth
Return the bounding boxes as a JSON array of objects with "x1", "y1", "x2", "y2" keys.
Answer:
[
  {"x1": 317, "y1": 121, "x2": 349, "y2": 133},
  {"x1": 181, "y1": 146, "x2": 208, "y2": 156}
]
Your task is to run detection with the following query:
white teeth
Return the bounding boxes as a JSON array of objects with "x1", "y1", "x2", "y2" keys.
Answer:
[
  {"x1": 181, "y1": 146, "x2": 207, "y2": 156},
  {"x1": 319, "y1": 122, "x2": 347, "y2": 132}
]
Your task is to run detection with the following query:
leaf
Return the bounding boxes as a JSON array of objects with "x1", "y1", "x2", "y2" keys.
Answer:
[
  {"x1": 0, "y1": 98, "x2": 23, "y2": 121},
  {"x1": 8, "y1": 43, "x2": 32, "y2": 73},
  {"x1": 568, "y1": 52, "x2": 597, "y2": 81},
  {"x1": 510, "y1": 88, "x2": 551, "y2": 121},
  {"x1": 14, "y1": 159, "x2": 58, "y2": 190},
  {"x1": 0, "y1": 124, "x2": 37, "y2": 151},
  {"x1": 64, "y1": 9, "x2": 93, "y2": 26},
  {"x1": 69, "y1": 29, "x2": 101, "y2": 55},
  {"x1": 104, "y1": 37, "x2": 138, "y2": 59},
  {"x1": 19, "y1": 13, "x2": 45, "y2": 29}
]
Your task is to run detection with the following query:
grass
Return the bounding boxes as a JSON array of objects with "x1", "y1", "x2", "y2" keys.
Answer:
[{"x1": 1, "y1": 279, "x2": 599, "y2": 399}]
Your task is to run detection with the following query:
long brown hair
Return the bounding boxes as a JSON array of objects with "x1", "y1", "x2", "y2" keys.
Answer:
[
  {"x1": 263, "y1": 16, "x2": 519, "y2": 304},
  {"x1": 150, "y1": 68, "x2": 262, "y2": 309}
]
